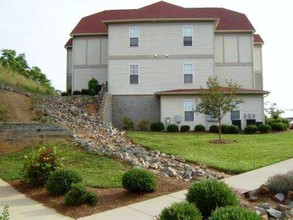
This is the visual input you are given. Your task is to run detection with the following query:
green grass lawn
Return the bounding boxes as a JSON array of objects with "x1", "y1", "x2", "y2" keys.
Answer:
[
  {"x1": 0, "y1": 141, "x2": 128, "y2": 188},
  {"x1": 128, "y1": 131, "x2": 293, "y2": 173}
]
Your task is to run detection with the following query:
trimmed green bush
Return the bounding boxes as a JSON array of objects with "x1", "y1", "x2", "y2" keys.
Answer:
[
  {"x1": 244, "y1": 125, "x2": 258, "y2": 134},
  {"x1": 266, "y1": 170, "x2": 293, "y2": 193},
  {"x1": 167, "y1": 124, "x2": 179, "y2": 132},
  {"x1": 85, "y1": 191, "x2": 98, "y2": 206},
  {"x1": 180, "y1": 125, "x2": 190, "y2": 132},
  {"x1": 61, "y1": 92, "x2": 69, "y2": 96},
  {"x1": 258, "y1": 124, "x2": 271, "y2": 133},
  {"x1": 22, "y1": 147, "x2": 62, "y2": 186},
  {"x1": 271, "y1": 122, "x2": 285, "y2": 131},
  {"x1": 282, "y1": 123, "x2": 288, "y2": 130},
  {"x1": 209, "y1": 125, "x2": 219, "y2": 133},
  {"x1": 122, "y1": 117, "x2": 134, "y2": 130},
  {"x1": 64, "y1": 184, "x2": 88, "y2": 206},
  {"x1": 221, "y1": 124, "x2": 229, "y2": 134},
  {"x1": 150, "y1": 122, "x2": 165, "y2": 132},
  {"x1": 122, "y1": 168, "x2": 156, "y2": 192},
  {"x1": 81, "y1": 89, "x2": 89, "y2": 95},
  {"x1": 45, "y1": 170, "x2": 82, "y2": 195},
  {"x1": 281, "y1": 118, "x2": 290, "y2": 128},
  {"x1": 211, "y1": 206, "x2": 261, "y2": 220},
  {"x1": 72, "y1": 90, "x2": 81, "y2": 95},
  {"x1": 194, "y1": 124, "x2": 205, "y2": 132},
  {"x1": 138, "y1": 119, "x2": 150, "y2": 131},
  {"x1": 186, "y1": 179, "x2": 239, "y2": 218},
  {"x1": 88, "y1": 77, "x2": 100, "y2": 95},
  {"x1": 226, "y1": 125, "x2": 240, "y2": 134},
  {"x1": 159, "y1": 202, "x2": 203, "y2": 220}
]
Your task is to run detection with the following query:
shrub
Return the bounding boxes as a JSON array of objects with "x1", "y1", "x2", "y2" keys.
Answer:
[
  {"x1": 221, "y1": 124, "x2": 229, "y2": 134},
  {"x1": 72, "y1": 90, "x2": 81, "y2": 95},
  {"x1": 122, "y1": 168, "x2": 156, "y2": 192},
  {"x1": 88, "y1": 77, "x2": 100, "y2": 95},
  {"x1": 180, "y1": 125, "x2": 190, "y2": 132},
  {"x1": 281, "y1": 118, "x2": 290, "y2": 128},
  {"x1": 150, "y1": 122, "x2": 165, "y2": 132},
  {"x1": 209, "y1": 125, "x2": 219, "y2": 133},
  {"x1": 282, "y1": 123, "x2": 288, "y2": 130},
  {"x1": 0, "y1": 205, "x2": 9, "y2": 220},
  {"x1": 159, "y1": 202, "x2": 203, "y2": 220},
  {"x1": 211, "y1": 206, "x2": 261, "y2": 220},
  {"x1": 61, "y1": 92, "x2": 69, "y2": 96},
  {"x1": 22, "y1": 147, "x2": 62, "y2": 186},
  {"x1": 167, "y1": 124, "x2": 179, "y2": 132},
  {"x1": 258, "y1": 124, "x2": 271, "y2": 133},
  {"x1": 64, "y1": 184, "x2": 88, "y2": 206},
  {"x1": 45, "y1": 170, "x2": 82, "y2": 195},
  {"x1": 122, "y1": 117, "x2": 134, "y2": 130},
  {"x1": 266, "y1": 170, "x2": 293, "y2": 193},
  {"x1": 186, "y1": 179, "x2": 239, "y2": 218},
  {"x1": 81, "y1": 89, "x2": 89, "y2": 95},
  {"x1": 226, "y1": 125, "x2": 240, "y2": 134},
  {"x1": 271, "y1": 122, "x2": 285, "y2": 131},
  {"x1": 244, "y1": 125, "x2": 258, "y2": 134},
  {"x1": 194, "y1": 124, "x2": 205, "y2": 132},
  {"x1": 85, "y1": 191, "x2": 98, "y2": 206},
  {"x1": 138, "y1": 120, "x2": 150, "y2": 131}
]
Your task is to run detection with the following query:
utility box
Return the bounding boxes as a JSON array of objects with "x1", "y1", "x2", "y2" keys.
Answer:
[
  {"x1": 165, "y1": 117, "x2": 171, "y2": 127},
  {"x1": 175, "y1": 115, "x2": 182, "y2": 124}
]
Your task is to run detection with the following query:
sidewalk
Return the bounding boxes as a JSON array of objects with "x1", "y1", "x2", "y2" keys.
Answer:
[
  {"x1": 0, "y1": 178, "x2": 72, "y2": 220},
  {"x1": 1, "y1": 158, "x2": 292, "y2": 220},
  {"x1": 80, "y1": 158, "x2": 293, "y2": 220}
]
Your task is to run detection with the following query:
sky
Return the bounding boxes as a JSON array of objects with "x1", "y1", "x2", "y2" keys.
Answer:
[{"x1": 1, "y1": 0, "x2": 293, "y2": 117}]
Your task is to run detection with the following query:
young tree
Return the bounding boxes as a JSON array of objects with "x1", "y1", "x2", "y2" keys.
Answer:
[
  {"x1": 195, "y1": 76, "x2": 243, "y2": 141},
  {"x1": 265, "y1": 101, "x2": 284, "y2": 119}
]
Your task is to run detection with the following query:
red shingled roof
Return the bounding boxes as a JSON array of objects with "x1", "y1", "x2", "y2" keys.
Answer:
[
  {"x1": 253, "y1": 34, "x2": 264, "y2": 44},
  {"x1": 65, "y1": 38, "x2": 72, "y2": 48},
  {"x1": 156, "y1": 88, "x2": 269, "y2": 95},
  {"x1": 70, "y1": 1, "x2": 255, "y2": 36}
]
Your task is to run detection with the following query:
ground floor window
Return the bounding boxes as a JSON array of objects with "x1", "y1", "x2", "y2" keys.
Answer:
[
  {"x1": 231, "y1": 104, "x2": 241, "y2": 120},
  {"x1": 183, "y1": 99, "x2": 194, "y2": 121}
]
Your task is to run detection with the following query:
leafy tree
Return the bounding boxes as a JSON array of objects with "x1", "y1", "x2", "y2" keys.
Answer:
[
  {"x1": 195, "y1": 76, "x2": 243, "y2": 141},
  {"x1": 265, "y1": 102, "x2": 284, "y2": 119}
]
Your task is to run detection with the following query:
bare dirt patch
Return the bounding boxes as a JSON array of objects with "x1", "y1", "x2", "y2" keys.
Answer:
[
  {"x1": 11, "y1": 177, "x2": 190, "y2": 219},
  {"x1": 0, "y1": 90, "x2": 36, "y2": 122}
]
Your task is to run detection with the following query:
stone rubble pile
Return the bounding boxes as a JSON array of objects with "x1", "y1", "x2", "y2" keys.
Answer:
[{"x1": 38, "y1": 95, "x2": 227, "y2": 181}]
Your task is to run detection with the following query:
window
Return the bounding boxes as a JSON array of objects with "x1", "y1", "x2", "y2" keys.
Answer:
[
  {"x1": 183, "y1": 63, "x2": 193, "y2": 83},
  {"x1": 184, "y1": 100, "x2": 194, "y2": 121},
  {"x1": 182, "y1": 26, "x2": 192, "y2": 46},
  {"x1": 207, "y1": 114, "x2": 218, "y2": 122},
  {"x1": 231, "y1": 104, "x2": 241, "y2": 120},
  {"x1": 129, "y1": 64, "x2": 139, "y2": 84},
  {"x1": 129, "y1": 27, "x2": 139, "y2": 47}
]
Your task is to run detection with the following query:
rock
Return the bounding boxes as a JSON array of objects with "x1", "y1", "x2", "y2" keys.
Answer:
[
  {"x1": 175, "y1": 156, "x2": 185, "y2": 163},
  {"x1": 149, "y1": 163, "x2": 159, "y2": 170},
  {"x1": 196, "y1": 169, "x2": 206, "y2": 176},
  {"x1": 287, "y1": 191, "x2": 293, "y2": 200},
  {"x1": 273, "y1": 193, "x2": 285, "y2": 202},
  {"x1": 183, "y1": 171, "x2": 192, "y2": 180},
  {"x1": 259, "y1": 203, "x2": 271, "y2": 210},
  {"x1": 266, "y1": 208, "x2": 282, "y2": 219},
  {"x1": 165, "y1": 167, "x2": 177, "y2": 177},
  {"x1": 257, "y1": 184, "x2": 269, "y2": 195},
  {"x1": 288, "y1": 202, "x2": 293, "y2": 209},
  {"x1": 282, "y1": 210, "x2": 293, "y2": 219},
  {"x1": 248, "y1": 195, "x2": 258, "y2": 202},
  {"x1": 276, "y1": 204, "x2": 289, "y2": 211},
  {"x1": 253, "y1": 206, "x2": 267, "y2": 215}
]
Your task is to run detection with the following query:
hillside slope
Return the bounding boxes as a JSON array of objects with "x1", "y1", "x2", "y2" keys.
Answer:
[{"x1": 0, "y1": 90, "x2": 36, "y2": 122}]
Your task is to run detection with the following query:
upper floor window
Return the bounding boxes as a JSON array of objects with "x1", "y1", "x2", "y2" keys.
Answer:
[
  {"x1": 129, "y1": 27, "x2": 139, "y2": 47},
  {"x1": 183, "y1": 63, "x2": 193, "y2": 84},
  {"x1": 182, "y1": 26, "x2": 193, "y2": 46},
  {"x1": 184, "y1": 100, "x2": 194, "y2": 121},
  {"x1": 129, "y1": 64, "x2": 139, "y2": 84}
]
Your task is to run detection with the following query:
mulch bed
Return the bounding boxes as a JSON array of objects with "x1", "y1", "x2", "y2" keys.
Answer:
[{"x1": 10, "y1": 177, "x2": 190, "y2": 219}]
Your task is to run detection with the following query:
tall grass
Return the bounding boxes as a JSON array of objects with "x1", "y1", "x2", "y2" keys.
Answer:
[{"x1": 0, "y1": 64, "x2": 54, "y2": 95}]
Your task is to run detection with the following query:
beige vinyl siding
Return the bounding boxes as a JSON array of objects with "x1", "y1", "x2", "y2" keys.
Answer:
[
  {"x1": 254, "y1": 45, "x2": 262, "y2": 71},
  {"x1": 72, "y1": 68, "x2": 108, "y2": 91},
  {"x1": 101, "y1": 39, "x2": 108, "y2": 64},
  {"x1": 108, "y1": 59, "x2": 213, "y2": 95},
  {"x1": 108, "y1": 22, "x2": 214, "y2": 56},
  {"x1": 215, "y1": 65, "x2": 254, "y2": 89},
  {"x1": 73, "y1": 39, "x2": 87, "y2": 65},
  {"x1": 87, "y1": 39, "x2": 101, "y2": 65},
  {"x1": 215, "y1": 34, "x2": 253, "y2": 64},
  {"x1": 160, "y1": 95, "x2": 264, "y2": 130}
]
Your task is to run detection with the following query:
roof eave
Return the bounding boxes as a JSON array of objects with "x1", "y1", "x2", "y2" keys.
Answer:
[
  {"x1": 155, "y1": 91, "x2": 270, "y2": 96},
  {"x1": 70, "y1": 32, "x2": 108, "y2": 37},
  {"x1": 215, "y1": 29, "x2": 255, "y2": 33}
]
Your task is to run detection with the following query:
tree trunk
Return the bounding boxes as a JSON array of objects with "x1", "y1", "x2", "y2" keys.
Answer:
[{"x1": 218, "y1": 120, "x2": 222, "y2": 141}]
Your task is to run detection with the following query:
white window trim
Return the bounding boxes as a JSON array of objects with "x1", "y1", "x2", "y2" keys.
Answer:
[
  {"x1": 129, "y1": 27, "x2": 139, "y2": 47},
  {"x1": 183, "y1": 62, "x2": 194, "y2": 84},
  {"x1": 182, "y1": 26, "x2": 193, "y2": 46},
  {"x1": 129, "y1": 64, "x2": 139, "y2": 85},
  {"x1": 183, "y1": 99, "x2": 195, "y2": 122}
]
